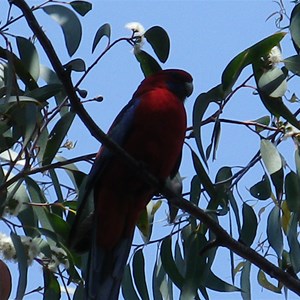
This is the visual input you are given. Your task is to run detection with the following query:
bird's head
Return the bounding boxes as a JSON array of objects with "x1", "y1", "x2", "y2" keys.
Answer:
[{"x1": 134, "y1": 69, "x2": 193, "y2": 101}]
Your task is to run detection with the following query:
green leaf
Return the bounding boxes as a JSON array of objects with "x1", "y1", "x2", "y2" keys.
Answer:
[
  {"x1": 25, "y1": 84, "x2": 63, "y2": 102},
  {"x1": 133, "y1": 249, "x2": 149, "y2": 300},
  {"x1": 42, "y1": 111, "x2": 75, "y2": 166},
  {"x1": 0, "y1": 46, "x2": 38, "y2": 90},
  {"x1": 222, "y1": 32, "x2": 286, "y2": 92},
  {"x1": 249, "y1": 174, "x2": 271, "y2": 200},
  {"x1": 16, "y1": 36, "x2": 40, "y2": 81},
  {"x1": 161, "y1": 236, "x2": 184, "y2": 289},
  {"x1": 16, "y1": 184, "x2": 38, "y2": 237},
  {"x1": 285, "y1": 171, "x2": 300, "y2": 212},
  {"x1": 290, "y1": 4, "x2": 300, "y2": 53},
  {"x1": 267, "y1": 205, "x2": 283, "y2": 258},
  {"x1": 192, "y1": 84, "x2": 225, "y2": 167},
  {"x1": 43, "y1": 268, "x2": 61, "y2": 300},
  {"x1": 284, "y1": 55, "x2": 300, "y2": 75},
  {"x1": 252, "y1": 115, "x2": 270, "y2": 133},
  {"x1": 189, "y1": 147, "x2": 216, "y2": 200},
  {"x1": 137, "y1": 200, "x2": 161, "y2": 242},
  {"x1": 92, "y1": 23, "x2": 111, "y2": 53},
  {"x1": 39, "y1": 65, "x2": 68, "y2": 116},
  {"x1": 181, "y1": 234, "x2": 206, "y2": 299},
  {"x1": 48, "y1": 213, "x2": 70, "y2": 243},
  {"x1": 70, "y1": 1, "x2": 92, "y2": 16},
  {"x1": 257, "y1": 67, "x2": 287, "y2": 98},
  {"x1": 260, "y1": 140, "x2": 283, "y2": 200},
  {"x1": 295, "y1": 149, "x2": 300, "y2": 178},
  {"x1": 205, "y1": 270, "x2": 240, "y2": 292},
  {"x1": 135, "y1": 50, "x2": 162, "y2": 77},
  {"x1": 241, "y1": 261, "x2": 251, "y2": 300},
  {"x1": 43, "y1": 5, "x2": 82, "y2": 56},
  {"x1": 122, "y1": 264, "x2": 140, "y2": 300},
  {"x1": 287, "y1": 213, "x2": 300, "y2": 273},
  {"x1": 145, "y1": 26, "x2": 170, "y2": 63},
  {"x1": 260, "y1": 140, "x2": 282, "y2": 175},
  {"x1": 64, "y1": 58, "x2": 86, "y2": 72},
  {"x1": 253, "y1": 62, "x2": 300, "y2": 130},
  {"x1": 25, "y1": 177, "x2": 55, "y2": 245},
  {"x1": 11, "y1": 233, "x2": 28, "y2": 300},
  {"x1": 152, "y1": 256, "x2": 169, "y2": 300},
  {"x1": 238, "y1": 203, "x2": 257, "y2": 247},
  {"x1": 257, "y1": 269, "x2": 281, "y2": 293}
]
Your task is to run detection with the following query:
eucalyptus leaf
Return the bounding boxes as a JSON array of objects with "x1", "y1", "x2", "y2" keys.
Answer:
[
  {"x1": 267, "y1": 205, "x2": 283, "y2": 258},
  {"x1": 135, "y1": 50, "x2": 162, "y2": 77},
  {"x1": 121, "y1": 265, "x2": 140, "y2": 300},
  {"x1": 43, "y1": 5, "x2": 82, "y2": 56},
  {"x1": 42, "y1": 111, "x2": 75, "y2": 166},
  {"x1": 145, "y1": 26, "x2": 170, "y2": 63},
  {"x1": 11, "y1": 233, "x2": 28, "y2": 300},
  {"x1": 161, "y1": 236, "x2": 184, "y2": 289},
  {"x1": 238, "y1": 203, "x2": 257, "y2": 247},
  {"x1": 70, "y1": 1, "x2": 92, "y2": 16},
  {"x1": 285, "y1": 171, "x2": 300, "y2": 213},
  {"x1": 260, "y1": 140, "x2": 282, "y2": 175},
  {"x1": 16, "y1": 36, "x2": 40, "y2": 81},
  {"x1": 133, "y1": 249, "x2": 149, "y2": 300},
  {"x1": 222, "y1": 32, "x2": 286, "y2": 92},
  {"x1": 249, "y1": 174, "x2": 271, "y2": 200},
  {"x1": 92, "y1": 23, "x2": 111, "y2": 53}
]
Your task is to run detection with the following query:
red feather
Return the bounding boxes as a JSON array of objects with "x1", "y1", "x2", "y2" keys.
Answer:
[{"x1": 70, "y1": 69, "x2": 193, "y2": 299}]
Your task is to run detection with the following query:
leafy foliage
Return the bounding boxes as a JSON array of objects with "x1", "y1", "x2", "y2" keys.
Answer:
[{"x1": 1, "y1": 1, "x2": 300, "y2": 300}]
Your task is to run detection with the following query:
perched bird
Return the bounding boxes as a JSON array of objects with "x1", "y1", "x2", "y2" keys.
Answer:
[{"x1": 69, "y1": 69, "x2": 193, "y2": 300}]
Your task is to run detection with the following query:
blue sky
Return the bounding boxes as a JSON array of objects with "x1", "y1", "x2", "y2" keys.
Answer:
[{"x1": 2, "y1": 0, "x2": 300, "y2": 299}]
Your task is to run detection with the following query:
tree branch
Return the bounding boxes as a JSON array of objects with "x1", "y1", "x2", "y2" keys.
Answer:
[{"x1": 11, "y1": 0, "x2": 300, "y2": 296}]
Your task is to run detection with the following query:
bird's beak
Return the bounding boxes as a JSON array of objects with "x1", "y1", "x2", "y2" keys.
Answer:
[{"x1": 185, "y1": 81, "x2": 193, "y2": 97}]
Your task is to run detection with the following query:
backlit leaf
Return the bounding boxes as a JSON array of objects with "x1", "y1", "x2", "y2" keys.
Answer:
[
  {"x1": 122, "y1": 265, "x2": 140, "y2": 300},
  {"x1": 290, "y1": 4, "x2": 300, "y2": 53},
  {"x1": 287, "y1": 213, "x2": 300, "y2": 272},
  {"x1": 92, "y1": 23, "x2": 111, "y2": 53},
  {"x1": 11, "y1": 233, "x2": 28, "y2": 300},
  {"x1": 249, "y1": 174, "x2": 271, "y2": 200},
  {"x1": 257, "y1": 269, "x2": 281, "y2": 293},
  {"x1": 42, "y1": 111, "x2": 75, "y2": 166},
  {"x1": 135, "y1": 50, "x2": 162, "y2": 77},
  {"x1": 43, "y1": 5, "x2": 82, "y2": 56},
  {"x1": 284, "y1": 55, "x2": 300, "y2": 75},
  {"x1": 43, "y1": 268, "x2": 61, "y2": 300},
  {"x1": 260, "y1": 139, "x2": 282, "y2": 175},
  {"x1": 222, "y1": 32, "x2": 286, "y2": 92},
  {"x1": 257, "y1": 67, "x2": 287, "y2": 98},
  {"x1": 161, "y1": 236, "x2": 183, "y2": 289},
  {"x1": 133, "y1": 249, "x2": 149, "y2": 300},
  {"x1": 70, "y1": 1, "x2": 92, "y2": 16},
  {"x1": 267, "y1": 205, "x2": 283, "y2": 258},
  {"x1": 145, "y1": 26, "x2": 170, "y2": 63},
  {"x1": 238, "y1": 203, "x2": 257, "y2": 247},
  {"x1": 16, "y1": 36, "x2": 40, "y2": 81},
  {"x1": 285, "y1": 171, "x2": 300, "y2": 212},
  {"x1": 241, "y1": 261, "x2": 251, "y2": 300}
]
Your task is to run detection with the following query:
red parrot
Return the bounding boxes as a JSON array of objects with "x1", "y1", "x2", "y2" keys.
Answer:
[{"x1": 69, "y1": 69, "x2": 193, "y2": 299}]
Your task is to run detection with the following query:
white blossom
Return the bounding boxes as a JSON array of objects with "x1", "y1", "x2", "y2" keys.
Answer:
[
  {"x1": 46, "y1": 245, "x2": 69, "y2": 272},
  {"x1": 4, "y1": 197, "x2": 23, "y2": 216},
  {"x1": 125, "y1": 22, "x2": 145, "y2": 36},
  {"x1": 283, "y1": 123, "x2": 300, "y2": 143},
  {"x1": 21, "y1": 236, "x2": 40, "y2": 264},
  {"x1": 0, "y1": 233, "x2": 15, "y2": 261},
  {"x1": 268, "y1": 46, "x2": 282, "y2": 66},
  {"x1": 125, "y1": 22, "x2": 145, "y2": 54}
]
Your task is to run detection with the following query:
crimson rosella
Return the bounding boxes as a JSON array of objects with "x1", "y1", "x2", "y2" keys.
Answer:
[{"x1": 69, "y1": 69, "x2": 193, "y2": 300}]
